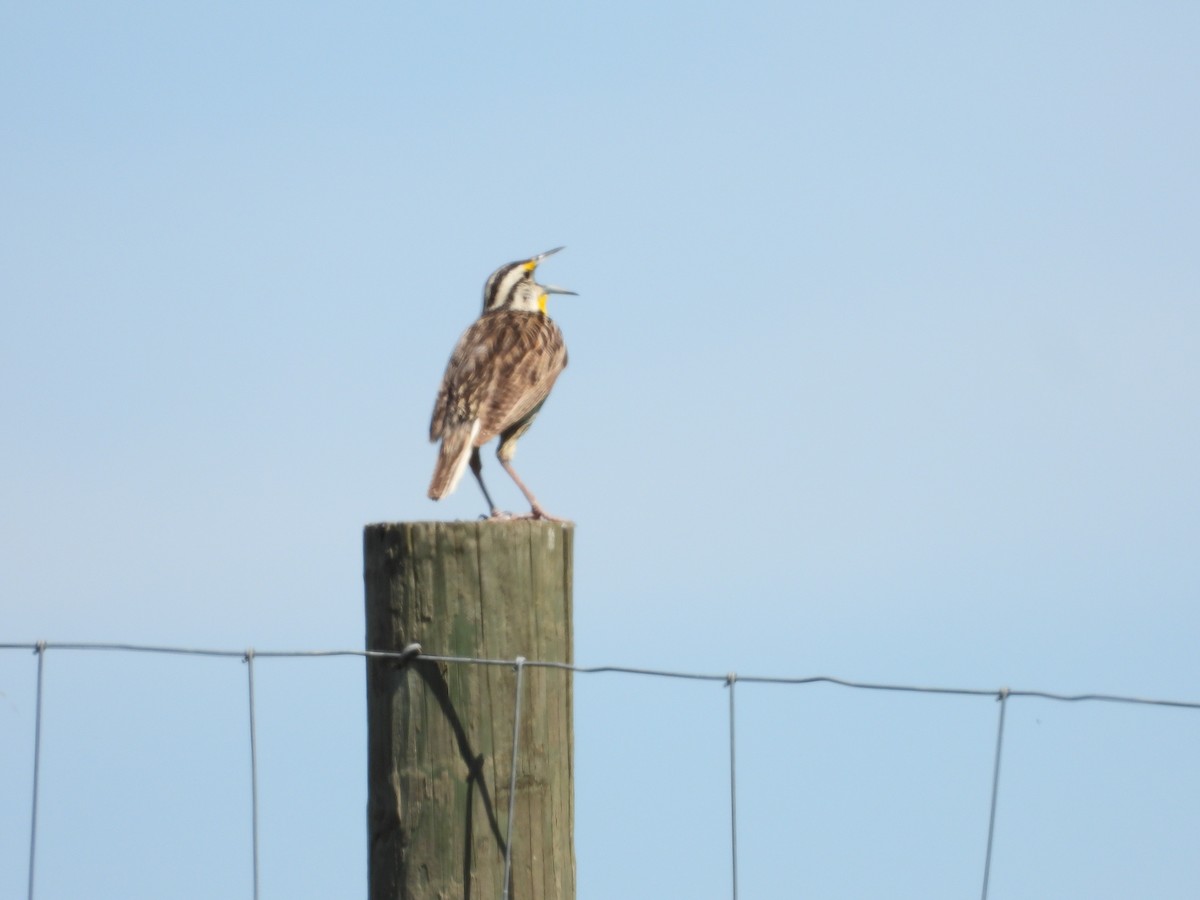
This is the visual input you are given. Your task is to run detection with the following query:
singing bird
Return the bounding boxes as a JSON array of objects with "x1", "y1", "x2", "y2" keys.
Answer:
[{"x1": 427, "y1": 247, "x2": 576, "y2": 520}]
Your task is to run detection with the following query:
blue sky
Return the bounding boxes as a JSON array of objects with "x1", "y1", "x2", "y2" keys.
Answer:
[{"x1": 3, "y1": 2, "x2": 1199, "y2": 898}]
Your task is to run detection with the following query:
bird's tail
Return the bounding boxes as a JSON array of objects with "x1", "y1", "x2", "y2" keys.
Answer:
[{"x1": 427, "y1": 421, "x2": 480, "y2": 500}]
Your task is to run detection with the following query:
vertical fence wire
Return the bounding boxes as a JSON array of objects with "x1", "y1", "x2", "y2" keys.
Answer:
[
  {"x1": 726, "y1": 673, "x2": 739, "y2": 900},
  {"x1": 980, "y1": 687, "x2": 1010, "y2": 900},
  {"x1": 27, "y1": 641, "x2": 47, "y2": 900},
  {"x1": 501, "y1": 656, "x2": 527, "y2": 900},
  {"x1": 244, "y1": 650, "x2": 261, "y2": 900}
]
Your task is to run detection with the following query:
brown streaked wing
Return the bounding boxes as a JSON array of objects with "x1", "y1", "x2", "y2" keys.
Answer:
[
  {"x1": 429, "y1": 316, "x2": 498, "y2": 440},
  {"x1": 430, "y1": 311, "x2": 567, "y2": 444}
]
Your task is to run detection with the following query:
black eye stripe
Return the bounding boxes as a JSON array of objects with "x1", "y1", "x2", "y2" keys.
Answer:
[{"x1": 483, "y1": 261, "x2": 536, "y2": 312}]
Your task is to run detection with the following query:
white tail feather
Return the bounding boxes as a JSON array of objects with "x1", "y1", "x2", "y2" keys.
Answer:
[{"x1": 428, "y1": 420, "x2": 481, "y2": 500}]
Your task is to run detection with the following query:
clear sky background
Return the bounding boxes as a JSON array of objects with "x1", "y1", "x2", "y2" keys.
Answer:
[{"x1": 2, "y1": 2, "x2": 1199, "y2": 898}]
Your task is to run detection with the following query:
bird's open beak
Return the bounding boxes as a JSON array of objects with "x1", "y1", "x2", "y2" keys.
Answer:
[
  {"x1": 531, "y1": 248, "x2": 576, "y2": 295},
  {"x1": 530, "y1": 246, "x2": 566, "y2": 266}
]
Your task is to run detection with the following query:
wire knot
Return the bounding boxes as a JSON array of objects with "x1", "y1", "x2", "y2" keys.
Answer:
[{"x1": 396, "y1": 643, "x2": 422, "y2": 667}]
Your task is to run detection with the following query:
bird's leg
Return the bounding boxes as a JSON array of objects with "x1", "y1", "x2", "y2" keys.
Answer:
[
  {"x1": 498, "y1": 458, "x2": 566, "y2": 523},
  {"x1": 469, "y1": 448, "x2": 504, "y2": 519}
]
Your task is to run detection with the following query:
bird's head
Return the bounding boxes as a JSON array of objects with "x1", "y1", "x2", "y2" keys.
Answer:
[{"x1": 482, "y1": 246, "x2": 577, "y2": 314}]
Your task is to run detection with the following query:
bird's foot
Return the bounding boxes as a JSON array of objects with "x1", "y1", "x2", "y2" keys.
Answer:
[
  {"x1": 480, "y1": 506, "x2": 569, "y2": 524},
  {"x1": 525, "y1": 505, "x2": 569, "y2": 524}
]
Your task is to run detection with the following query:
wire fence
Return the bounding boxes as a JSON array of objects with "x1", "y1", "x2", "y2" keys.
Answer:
[{"x1": 5, "y1": 639, "x2": 1200, "y2": 900}]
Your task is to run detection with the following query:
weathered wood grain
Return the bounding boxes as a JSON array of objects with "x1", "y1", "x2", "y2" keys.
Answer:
[{"x1": 365, "y1": 520, "x2": 574, "y2": 900}]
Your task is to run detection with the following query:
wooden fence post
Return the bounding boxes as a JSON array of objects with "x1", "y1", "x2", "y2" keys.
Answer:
[{"x1": 364, "y1": 520, "x2": 575, "y2": 900}]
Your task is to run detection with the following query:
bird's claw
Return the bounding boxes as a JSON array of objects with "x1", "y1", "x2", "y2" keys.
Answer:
[
  {"x1": 526, "y1": 506, "x2": 569, "y2": 524},
  {"x1": 480, "y1": 506, "x2": 569, "y2": 524}
]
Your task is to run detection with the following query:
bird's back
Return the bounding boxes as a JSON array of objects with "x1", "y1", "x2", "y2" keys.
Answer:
[{"x1": 430, "y1": 309, "x2": 567, "y2": 447}]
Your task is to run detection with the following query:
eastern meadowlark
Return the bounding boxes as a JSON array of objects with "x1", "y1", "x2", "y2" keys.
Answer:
[{"x1": 427, "y1": 247, "x2": 576, "y2": 521}]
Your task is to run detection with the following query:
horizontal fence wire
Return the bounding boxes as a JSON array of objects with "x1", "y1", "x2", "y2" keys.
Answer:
[
  {"x1": 4, "y1": 641, "x2": 1199, "y2": 709},
  {"x1": 6, "y1": 638, "x2": 1200, "y2": 900}
]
